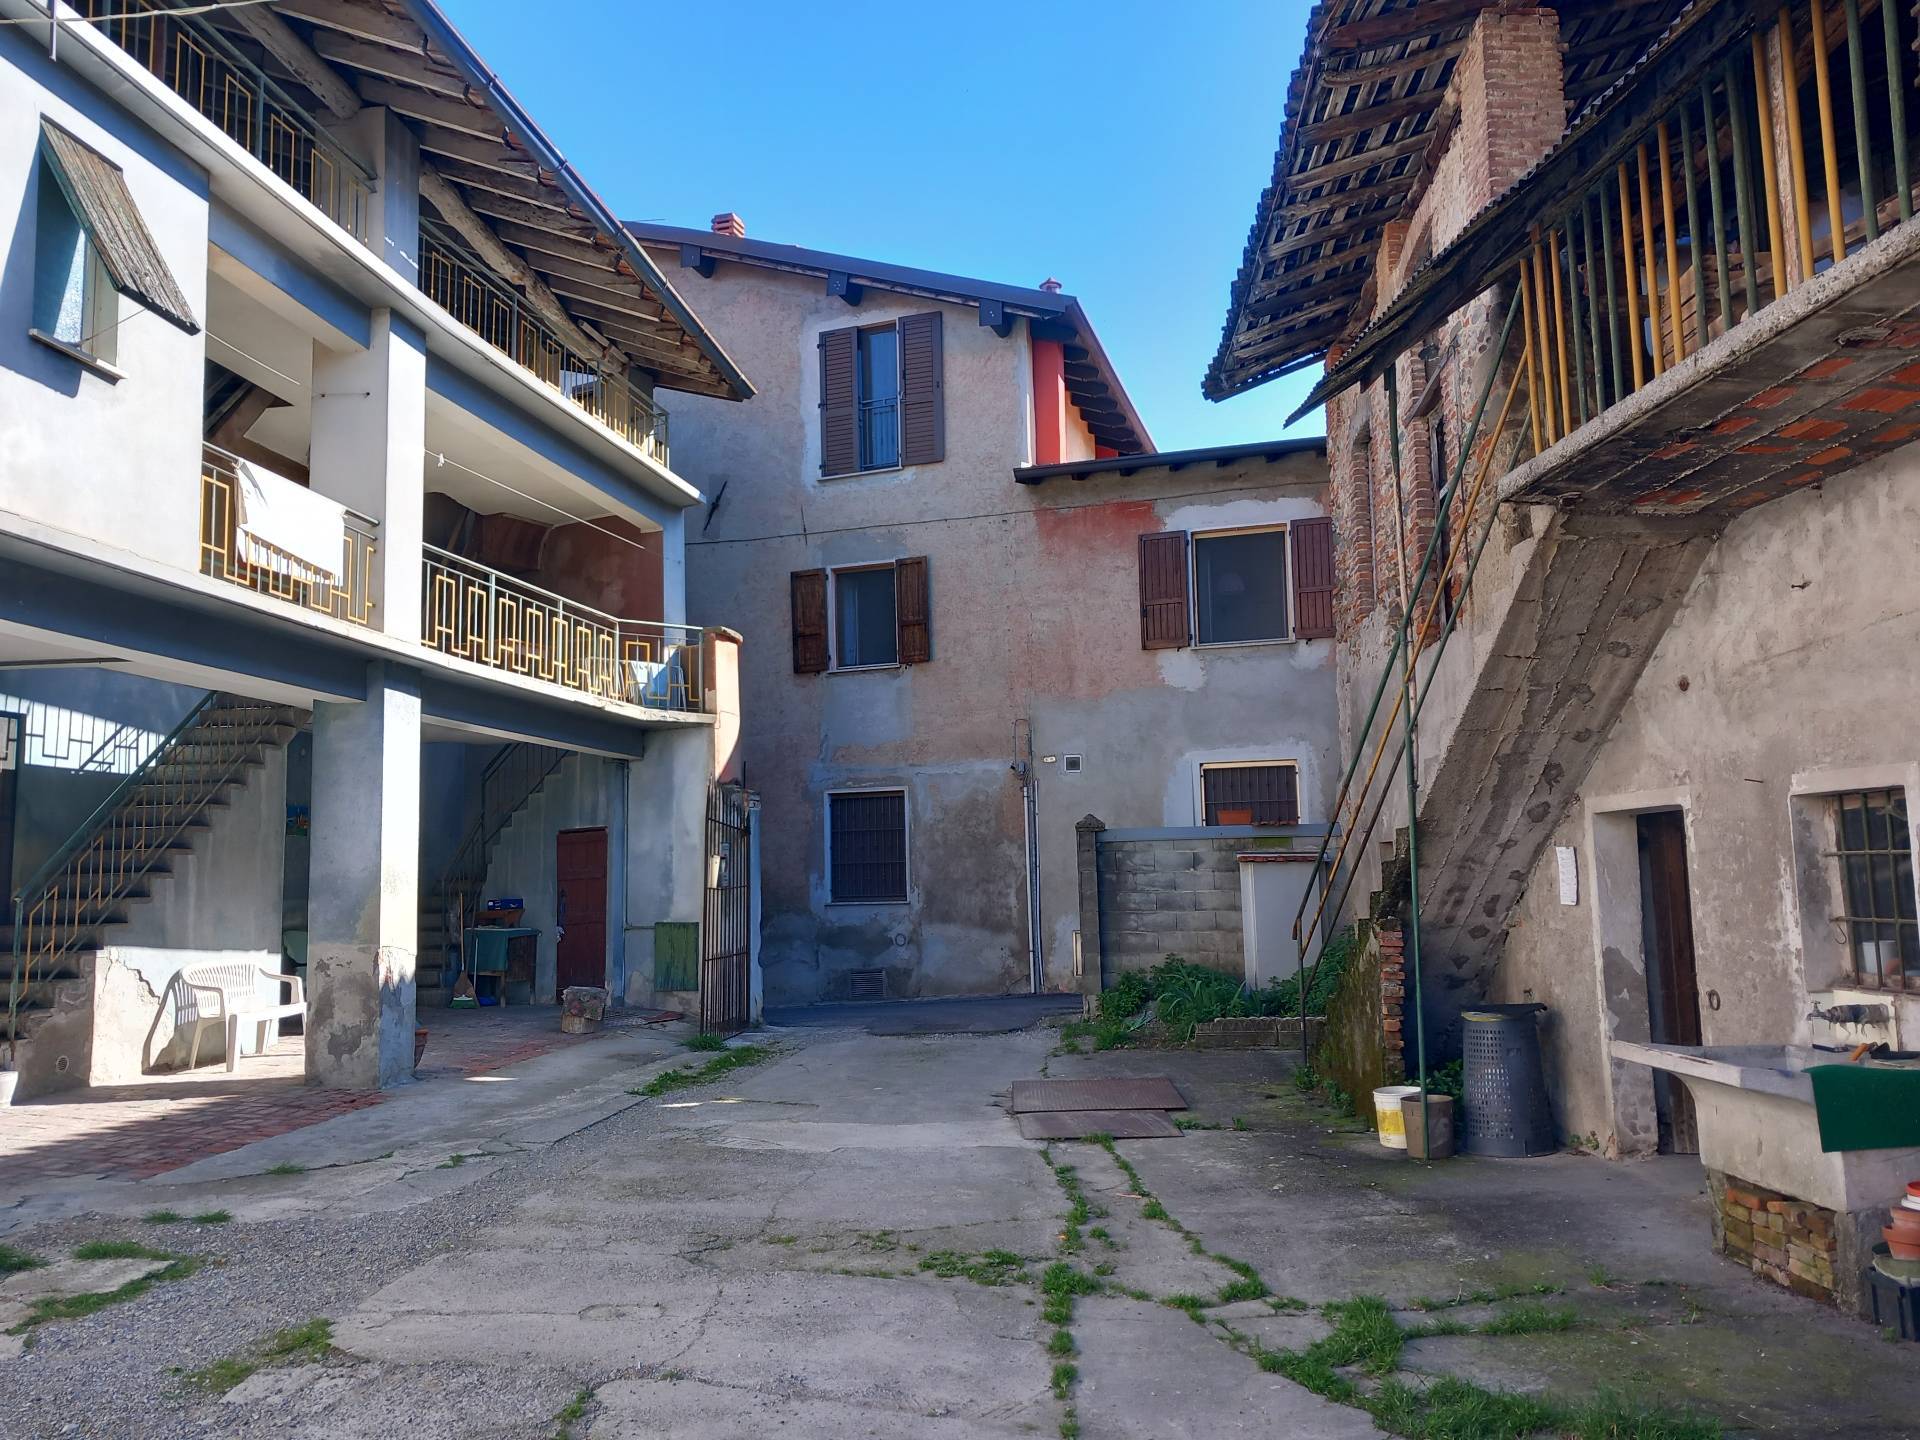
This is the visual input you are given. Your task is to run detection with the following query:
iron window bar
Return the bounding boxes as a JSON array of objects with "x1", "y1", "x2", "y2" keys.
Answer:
[
  {"x1": 1823, "y1": 788, "x2": 1917, "y2": 989},
  {"x1": 858, "y1": 397, "x2": 899, "y2": 471}
]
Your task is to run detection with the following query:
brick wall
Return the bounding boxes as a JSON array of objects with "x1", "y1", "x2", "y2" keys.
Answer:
[
  {"x1": 1094, "y1": 834, "x2": 1245, "y2": 980},
  {"x1": 1315, "y1": 917, "x2": 1407, "y2": 1118},
  {"x1": 1711, "y1": 1173, "x2": 1839, "y2": 1305}
]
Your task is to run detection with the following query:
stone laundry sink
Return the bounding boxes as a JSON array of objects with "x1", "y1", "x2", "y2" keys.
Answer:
[{"x1": 1609, "y1": 1042, "x2": 1920, "y2": 1214}]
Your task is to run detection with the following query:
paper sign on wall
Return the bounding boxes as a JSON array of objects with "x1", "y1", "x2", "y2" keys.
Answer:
[{"x1": 1556, "y1": 846, "x2": 1579, "y2": 906}]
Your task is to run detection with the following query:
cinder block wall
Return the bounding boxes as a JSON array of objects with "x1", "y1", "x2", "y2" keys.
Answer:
[{"x1": 1094, "y1": 835, "x2": 1246, "y2": 981}]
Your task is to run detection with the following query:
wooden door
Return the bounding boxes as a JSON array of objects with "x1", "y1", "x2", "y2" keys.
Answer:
[
  {"x1": 1638, "y1": 811, "x2": 1702, "y2": 1153},
  {"x1": 555, "y1": 827, "x2": 608, "y2": 994}
]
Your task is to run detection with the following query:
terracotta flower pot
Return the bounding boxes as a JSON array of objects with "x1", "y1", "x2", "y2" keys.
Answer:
[
  {"x1": 1885, "y1": 1227, "x2": 1920, "y2": 1261},
  {"x1": 1888, "y1": 1205, "x2": 1920, "y2": 1231},
  {"x1": 1907, "y1": 1179, "x2": 1920, "y2": 1200},
  {"x1": 413, "y1": 1027, "x2": 429, "y2": 1072}
]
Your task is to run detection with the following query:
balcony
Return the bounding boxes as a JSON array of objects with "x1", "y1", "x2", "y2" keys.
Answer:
[
  {"x1": 199, "y1": 448, "x2": 379, "y2": 627},
  {"x1": 420, "y1": 227, "x2": 671, "y2": 467},
  {"x1": 421, "y1": 546, "x2": 702, "y2": 712},
  {"x1": 72, "y1": 0, "x2": 371, "y2": 240}
]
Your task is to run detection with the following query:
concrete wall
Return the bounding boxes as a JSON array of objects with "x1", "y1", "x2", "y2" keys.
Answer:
[
  {"x1": 478, "y1": 752, "x2": 627, "y2": 1003},
  {"x1": 622, "y1": 723, "x2": 715, "y2": 1007},
  {"x1": 0, "y1": 27, "x2": 211, "y2": 575},
  {"x1": 1487, "y1": 448, "x2": 1920, "y2": 1154},
  {"x1": 1094, "y1": 832, "x2": 1250, "y2": 983},
  {"x1": 651, "y1": 251, "x2": 1337, "y2": 1004}
]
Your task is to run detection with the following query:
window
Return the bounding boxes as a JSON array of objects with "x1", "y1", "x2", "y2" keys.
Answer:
[
  {"x1": 835, "y1": 566, "x2": 898, "y2": 669},
  {"x1": 829, "y1": 790, "x2": 908, "y2": 903},
  {"x1": 1193, "y1": 528, "x2": 1290, "y2": 645},
  {"x1": 33, "y1": 153, "x2": 118, "y2": 366},
  {"x1": 858, "y1": 326, "x2": 900, "y2": 470},
  {"x1": 1201, "y1": 762, "x2": 1299, "y2": 827},
  {"x1": 791, "y1": 559, "x2": 930, "y2": 673},
  {"x1": 1829, "y1": 788, "x2": 1918, "y2": 988},
  {"x1": 819, "y1": 313, "x2": 943, "y2": 476}
]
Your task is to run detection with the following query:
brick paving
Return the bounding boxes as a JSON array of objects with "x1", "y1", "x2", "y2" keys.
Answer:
[{"x1": 0, "y1": 1006, "x2": 673, "y2": 1185}]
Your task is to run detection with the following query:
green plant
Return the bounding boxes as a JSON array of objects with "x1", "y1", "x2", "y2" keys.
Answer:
[
  {"x1": 265, "y1": 1162, "x2": 306, "y2": 1176},
  {"x1": 1162, "y1": 1293, "x2": 1210, "y2": 1323},
  {"x1": 1479, "y1": 1302, "x2": 1577, "y2": 1336},
  {"x1": 1258, "y1": 924, "x2": 1357, "y2": 1016},
  {"x1": 13, "y1": 1256, "x2": 202, "y2": 1330},
  {"x1": 185, "y1": 1319, "x2": 336, "y2": 1393},
  {"x1": 918, "y1": 1250, "x2": 1027, "y2": 1287},
  {"x1": 191, "y1": 1211, "x2": 232, "y2": 1225},
  {"x1": 1049, "y1": 1361, "x2": 1078, "y2": 1400},
  {"x1": 1047, "y1": 1328, "x2": 1075, "y2": 1356},
  {"x1": 1425, "y1": 1059, "x2": 1465, "y2": 1104},
  {"x1": 684, "y1": 1032, "x2": 727, "y2": 1052},
  {"x1": 142, "y1": 1211, "x2": 185, "y2": 1226},
  {"x1": 555, "y1": 1386, "x2": 593, "y2": 1439},
  {"x1": 1219, "y1": 1275, "x2": 1269, "y2": 1304},
  {"x1": 0, "y1": 1245, "x2": 46, "y2": 1275},
  {"x1": 635, "y1": 1045, "x2": 770, "y2": 1097}
]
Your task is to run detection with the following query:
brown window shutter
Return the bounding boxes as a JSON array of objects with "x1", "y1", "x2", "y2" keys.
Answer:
[
  {"x1": 818, "y1": 328, "x2": 858, "y2": 477},
  {"x1": 1290, "y1": 517, "x2": 1336, "y2": 639},
  {"x1": 894, "y1": 556, "x2": 931, "y2": 664},
  {"x1": 897, "y1": 312, "x2": 945, "y2": 466},
  {"x1": 1137, "y1": 531, "x2": 1190, "y2": 650},
  {"x1": 791, "y1": 568, "x2": 829, "y2": 673}
]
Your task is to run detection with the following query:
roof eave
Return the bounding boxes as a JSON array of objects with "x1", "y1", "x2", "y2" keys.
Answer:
[{"x1": 398, "y1": 1, "x2": 754, "y2": 401}]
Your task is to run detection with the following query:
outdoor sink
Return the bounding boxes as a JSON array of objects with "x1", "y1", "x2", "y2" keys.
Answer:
[{"x1": 1611, "y1": 1041, "x2": 1920, "y2": 1214}]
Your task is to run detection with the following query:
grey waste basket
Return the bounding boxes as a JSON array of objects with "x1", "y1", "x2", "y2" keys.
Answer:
[{"x1": 1461, "y1": 1004, "x2": 1556, "y2": 1157}]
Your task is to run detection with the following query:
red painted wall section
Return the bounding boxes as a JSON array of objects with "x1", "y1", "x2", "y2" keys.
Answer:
[
  {"x1": 1031, "y1": 337, "x2": 1066, "y2": 466},
  {"x1": 537, "y1": 515, "x2": 664, "y2": 620},
  {"x1": 1029, "y1": 498, "x2": 1163, "y2": 699}
]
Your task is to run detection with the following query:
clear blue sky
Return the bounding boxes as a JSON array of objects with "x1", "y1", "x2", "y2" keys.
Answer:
[{"x1": 441, "y1": 0, "x2": 1324, "y2": 450}]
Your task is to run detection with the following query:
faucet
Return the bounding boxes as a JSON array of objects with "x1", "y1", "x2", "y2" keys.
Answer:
[{"x1": 1808, "y1": 1002, "x2": 1891, "y2": 1026}]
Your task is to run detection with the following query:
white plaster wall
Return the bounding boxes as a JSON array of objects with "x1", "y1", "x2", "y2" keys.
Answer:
[
  {"x1": 1490, "y1": 448, "x2": 1920, "y2": 1152},
  {"x1": 648, "y1": 254, "x2": 1340, "y2": 1005},
  {"x1": 0, "y1": 28, "x2": 210, "y2": 573}
]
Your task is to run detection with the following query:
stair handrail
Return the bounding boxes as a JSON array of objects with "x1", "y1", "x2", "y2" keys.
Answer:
[
  {"x1": 432, "y1": 743, "x2": 568, "y2": 977},
  {"x1": 5, "y1": 691, "x2": 237, "y2": 1064}
]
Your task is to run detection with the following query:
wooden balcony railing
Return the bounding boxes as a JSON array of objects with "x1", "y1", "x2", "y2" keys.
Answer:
[
  {"x1": 1516, "y1": 0, "x2": 1915, "y2": 454},
  {"x1": 420, "y1": 546, "x2": 703, "y2": 711},
  {"x1": 199, "y1": 449, "x2": 379, "y2": 627}
]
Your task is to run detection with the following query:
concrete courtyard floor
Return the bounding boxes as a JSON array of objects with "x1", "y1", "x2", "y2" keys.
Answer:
[{"x1": 1, "y1": 1020, "x2": 1917, "y2": 1437}]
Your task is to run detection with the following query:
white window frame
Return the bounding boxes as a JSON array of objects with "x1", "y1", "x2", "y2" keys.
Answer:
[
  {"x1": 824, "y1": 786, "x2": 910, "y2": 906},
  {"x1": 826, "y1": 560, "x2": 902, "y2": 673},
  {"x1": 1189, "y1": 524, "x2": 1293, "y2": 648},
  {"x1": 1788, "y1": 763, "x2": 1920, "y2": 995},
  {"x1": 1195, "y1": 759, "x2": 1302, "y2": 828}
]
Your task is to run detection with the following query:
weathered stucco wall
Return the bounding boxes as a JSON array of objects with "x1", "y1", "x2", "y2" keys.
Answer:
[
  {"x1": 1488, "y1": 447, "x2": 1920, "y2": 1153},
  {"x1": 652, "y1": 249, "x2": 1338, "y2": 1003},
  {"x1": 0, "y1": 27, "x2": 211, "y2": 576}
]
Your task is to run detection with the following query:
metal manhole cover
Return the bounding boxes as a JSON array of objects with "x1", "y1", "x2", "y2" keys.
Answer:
[
  {"x1": 1015, "y1": 1110, "x2": 1184, "y2": 1140},
  {"x1": 1009, "y1": 1077, "x2": 1186, "y2": 1114}
]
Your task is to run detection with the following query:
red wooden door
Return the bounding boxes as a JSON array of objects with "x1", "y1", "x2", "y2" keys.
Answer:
[{"x1": 555, "y1": 827, "x2": 608, "y2": 994}]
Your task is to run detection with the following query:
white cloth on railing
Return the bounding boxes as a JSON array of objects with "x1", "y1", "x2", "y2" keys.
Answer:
[
  {"x1": 626, "y1": 650, "x2": 688, "y2": 707},
  {"x1": 234, "y1": 459, "x2": 345, "y2": 584}
]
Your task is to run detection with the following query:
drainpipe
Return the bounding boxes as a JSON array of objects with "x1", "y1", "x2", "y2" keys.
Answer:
[{"x1": 1014, "y1": 720, "x2": 1042, "y2": 995}]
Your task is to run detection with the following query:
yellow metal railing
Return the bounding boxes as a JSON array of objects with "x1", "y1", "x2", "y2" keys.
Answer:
[
  {"x1": 199, "y1": 450, "x2": 379, "y2": 627},
  {"x1": 75, "y1": 0, "x2": 371, "y2": 240},
  {"x1": 420, "y1": 229, "x2": 671, "y2": 465},
  {"x1": 420, "y1": 546, "x2": 702, "y2": 711}
]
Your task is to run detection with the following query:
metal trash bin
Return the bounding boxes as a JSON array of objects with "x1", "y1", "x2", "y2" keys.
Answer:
[{"x1": 1461, "y1": 1004, "x2": 1556, "y2": 1157}]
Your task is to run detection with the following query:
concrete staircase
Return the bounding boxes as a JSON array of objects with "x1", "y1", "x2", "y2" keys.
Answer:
[
  {"x1": 415, "y1": 743, "x2": 568, "y2": 1008},
  {"x1": 2, "y1": 696, "x2": 302, "y2": 1062}
]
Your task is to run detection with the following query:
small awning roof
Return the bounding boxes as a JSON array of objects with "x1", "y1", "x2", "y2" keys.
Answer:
[{"x1": 40, "y1": 120, "x2": 197, "y2": 335}]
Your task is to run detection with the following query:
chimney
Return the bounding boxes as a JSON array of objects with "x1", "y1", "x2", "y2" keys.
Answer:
[
  {"x1": 1038, "y1": 276, "x2": 1063, "y2": 293},
  {"x1": 711, "y1": 212, "x2": 746, "y2": 238}
]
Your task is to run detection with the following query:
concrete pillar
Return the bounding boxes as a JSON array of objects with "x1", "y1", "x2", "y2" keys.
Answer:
[
  {"x1": 1074, "y1": 815, "x2": 1106, "y2": 997},
  {"x1": 345, "y1": 107, "x2": 421, "y2": 286},
  {"x1": 621, "y1": 724, "x2": 712, "y2": 1006},
  {"x1": 701, "y1": 627, "x2": 743, "y2": 783},
  {"x1": 310, "y1": 308, "x2": 426, "y2": 641},
  {"x1": 306, "y1": 663, "x2": 421, "y2": 1088}
]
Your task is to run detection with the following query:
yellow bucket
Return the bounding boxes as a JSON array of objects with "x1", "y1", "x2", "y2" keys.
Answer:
[{"x1": 1372, "y1": 1085, "x2": 1422, "y2": 1149}]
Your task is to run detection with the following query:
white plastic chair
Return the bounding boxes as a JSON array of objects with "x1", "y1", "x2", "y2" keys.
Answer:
[{"x1": 177, "y1": 962, "x2": 306, "y2": 1072}]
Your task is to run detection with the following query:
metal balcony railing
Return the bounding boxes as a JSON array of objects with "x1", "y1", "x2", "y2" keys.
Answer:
[
  {"x1": 420, "y1": 545, "x2": 703, "y2": 711},
  {"x1": 199, "y1": 448, "x2": 380, "y2": 628},
  {"x1": 419, "y1": 226, "x2": 671, "y2": 465},
  {"x1": 73, "y1": 0, "x2": 372, "y2": 240}
]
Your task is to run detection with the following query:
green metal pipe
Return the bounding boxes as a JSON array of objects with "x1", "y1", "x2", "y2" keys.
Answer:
[
  {"x1": 1562, "y1": 223, "x2": 1588, "y2": 426},
  {"x1": 1599, "y1": 182, "x2": 1625, "y2": 400},
  {"x1": 1286, "y1": 285, "x2": 1523, "y2": 1010},
  {"x1": 1884, "y1": 0, "x2": 1911, "y2": 223},
  {"x1": 1580, "y1": 197, "x2": 1606, "y2": 412},
  {"x1": 1679, "y1": 100, "x2": 1710, "y2": 353},
  {"x1": 1702, "y1": 77, "x2": 1734, "y2": 332},
  {"x1": 1726, "y1": 56, "x2": 1763, "y2": 316},
  {"x1": 1843, "y1": 0, "x2": 1878, "y2": 242}
]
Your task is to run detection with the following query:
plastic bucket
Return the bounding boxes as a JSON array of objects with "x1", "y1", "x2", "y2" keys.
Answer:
[{"x1": 1373, "y1": 1085, "x2": 1422, "y2": 1148}]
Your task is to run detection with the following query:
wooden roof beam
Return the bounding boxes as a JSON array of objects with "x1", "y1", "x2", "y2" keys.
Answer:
[
  {"x1": 419, "y1": 163, "x2": 628, "y2": 372},
  {"x1": 415, "y1": 127, "x2": 545, "y2": 178},
  {"x1": 1296, "y1": 92, "x2": 1433, "y2": 146},
  {"x1": 310, "y1": 30, "x2": 468, "y2": 98},
  {"x1": 229, "y1": 3, "x2": 361, "y2": 121},
  {"x1": 270, "y1": 0, "x2": 424, "y2": 50},
  {"x1": 1321, "y1": 0, "x2": 1490, "y2": 55},
  {"x1": 357, "y1": 79, "x2": 499, "y2": 141}
]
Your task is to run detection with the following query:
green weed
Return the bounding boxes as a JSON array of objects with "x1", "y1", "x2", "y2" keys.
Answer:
[
  {"x1": 0, "y1": 1245, "x2": 46, "y2": 1275},
  {"x1": 72, "y1": 1240, "x2": 173, "y2": 1262},
  {"x1": 1049, "y1": 1361, "x2": 1078, "y2": 1400},
  {"x1": 184, "y1": 1318, "x2": 335, "y2": 1394},
  {"x1": 141, "y1": 1211, "x2": 185, "y2": 1226},
  {"x1": 684, "y1": 1032, "x2": 727, "y2": 1051},
  {"x1": 918, "y1": 1250, "x2": 1027, "y2": 1287},
  {"x1": 1047, "y1": 1328, "x2": 1075, "y2": 1357},
  {"x1": 265, "y1": 1162, "x2": 306, "y2": 1176},
  {"x1": 634, "y1": 1045, "x2": 770, "y2": 1097},
  {"x1": 1479, "y1": 1302, "x2": 1578, "y2": 1337}
]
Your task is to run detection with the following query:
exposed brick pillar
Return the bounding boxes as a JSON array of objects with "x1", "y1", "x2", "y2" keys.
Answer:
[{"x1": 1453, "y1": 6, "x2": 1565, "y2": 221}]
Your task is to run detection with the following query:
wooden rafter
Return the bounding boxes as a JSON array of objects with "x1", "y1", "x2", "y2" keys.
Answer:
[{"x1": 230, "y1": 5, "x2": 362, "y2": 120}]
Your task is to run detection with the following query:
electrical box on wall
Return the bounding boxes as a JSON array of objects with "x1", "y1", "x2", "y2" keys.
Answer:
[{"x1": 1064, "y1": 755, "x2": 1083, "y2": 773}]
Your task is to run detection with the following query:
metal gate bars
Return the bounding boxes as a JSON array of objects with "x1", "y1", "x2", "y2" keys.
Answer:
[{"x1": 701, "y1": 782, "x2": 752, "y2": 1035}]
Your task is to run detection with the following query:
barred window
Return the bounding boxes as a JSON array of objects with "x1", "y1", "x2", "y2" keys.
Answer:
[
  {"x1": 1829, "y1": 788, "x2": 1918, "y2": 988},
  {"x1": 1201, "y1": 762, "x2": 1299, "y2": 827},
  {"x1": 829, "y1": 790, "x2": 907, "y2": 903}
]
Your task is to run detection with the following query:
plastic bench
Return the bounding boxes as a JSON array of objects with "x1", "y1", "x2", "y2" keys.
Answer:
[{"x1": 177, "y1": 961, "x2": 305, "y2": 1072}]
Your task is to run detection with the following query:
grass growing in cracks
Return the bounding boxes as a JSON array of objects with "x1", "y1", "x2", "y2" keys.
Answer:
[
  {"x1": 184, "y1": 1318, "x2": 335, "y2": 1394},
  {"x1": 633, "y1": 1045, "x2": 770, "y2": 1097}
]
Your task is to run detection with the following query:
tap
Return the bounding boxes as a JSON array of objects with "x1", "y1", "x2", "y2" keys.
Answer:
[{"x1": 1808, "y1": 1002, "x2": 1891, "y2": 1026}]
